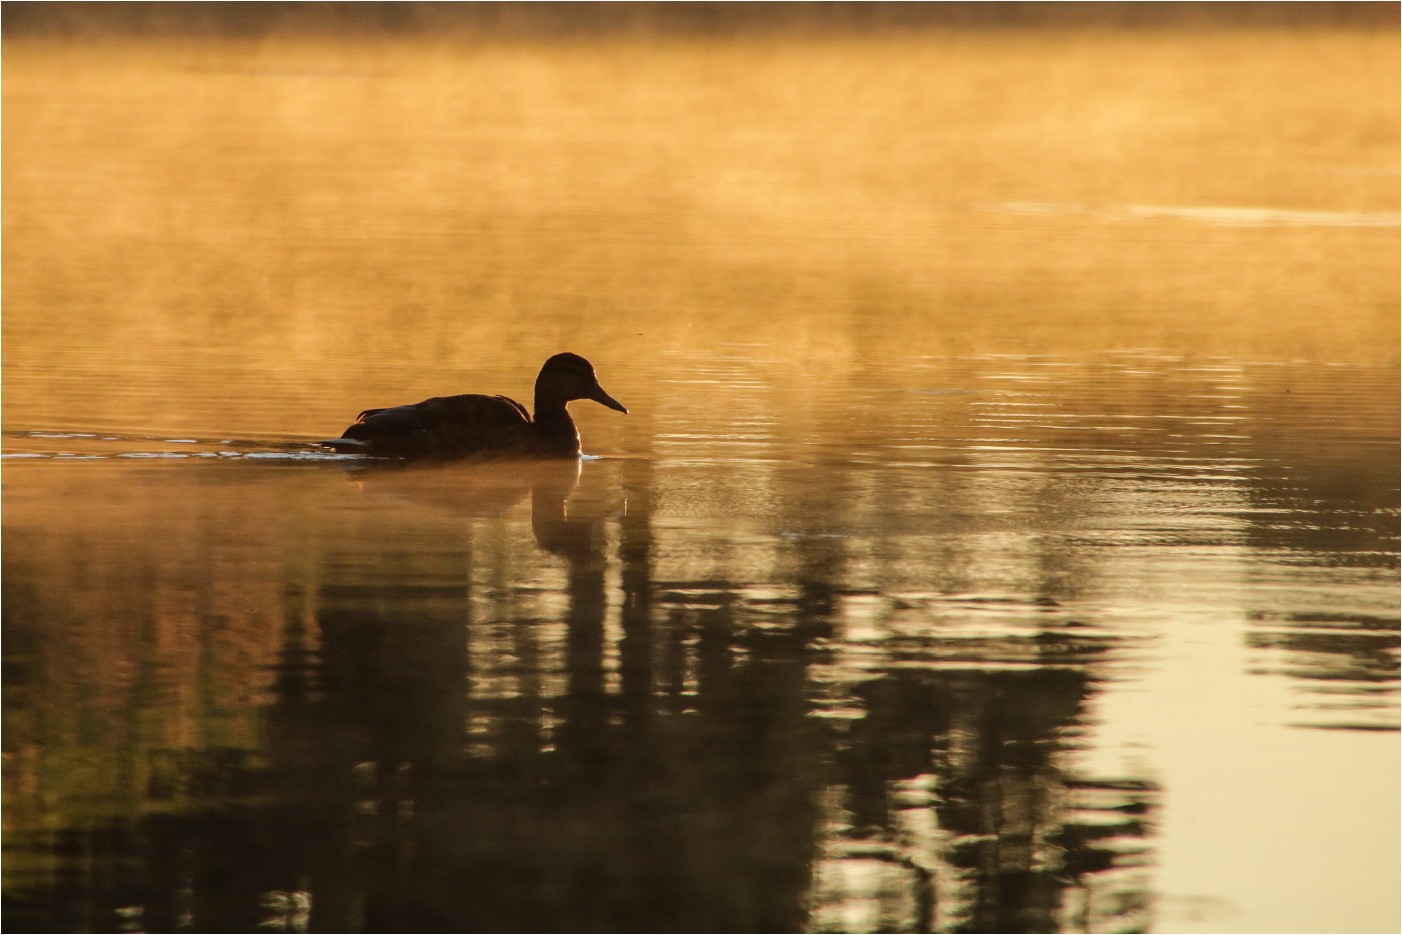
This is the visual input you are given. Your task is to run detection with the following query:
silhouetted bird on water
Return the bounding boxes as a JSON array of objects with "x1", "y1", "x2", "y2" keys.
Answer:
[{"x1": 320, "y1": 352, "x2": 627, "y2": 459}]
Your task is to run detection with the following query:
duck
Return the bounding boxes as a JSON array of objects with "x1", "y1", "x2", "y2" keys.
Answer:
[{"x1": 320, "y1": 352, "x2": 627, "y2": 459}]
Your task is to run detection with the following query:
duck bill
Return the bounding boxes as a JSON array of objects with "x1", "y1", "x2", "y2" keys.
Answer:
[{"x1": 588, "y1": 384, "x2": 628, "y2": 414}]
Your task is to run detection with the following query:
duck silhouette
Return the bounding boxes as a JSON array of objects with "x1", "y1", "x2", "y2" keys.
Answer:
[{"x1": 321, "y1": 352, "x2": 627, "y2": 459}]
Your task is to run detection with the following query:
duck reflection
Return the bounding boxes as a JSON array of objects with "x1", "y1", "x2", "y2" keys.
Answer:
[
  {"x1": 337, "y1": 455, "x2": 610, "y2": 558},
  {"x1": 340, "y1": 456, "x2": 581, "y2": 520}
]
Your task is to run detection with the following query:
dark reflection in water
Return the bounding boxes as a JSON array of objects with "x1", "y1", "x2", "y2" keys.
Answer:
[
  {"x1": 824, "y1": 666, "x2": 1152, "y2": 934},
  {"x1": 3, "y1": 457, "x2": 1163, "y2": 933}
]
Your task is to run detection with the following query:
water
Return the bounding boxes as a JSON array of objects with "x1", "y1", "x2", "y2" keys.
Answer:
[{"x1": 3, "y1": 21, "x2": 1399, "y2": 934}]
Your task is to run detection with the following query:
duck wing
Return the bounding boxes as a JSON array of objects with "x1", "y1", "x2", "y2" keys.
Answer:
[{"x1": 328, "y1": 393, "x2": 533, "y2": 458}]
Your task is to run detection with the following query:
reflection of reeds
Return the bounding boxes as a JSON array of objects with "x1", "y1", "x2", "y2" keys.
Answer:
[{"x1": 4, "y1": 29, "x2": 1397, "y2": 438}]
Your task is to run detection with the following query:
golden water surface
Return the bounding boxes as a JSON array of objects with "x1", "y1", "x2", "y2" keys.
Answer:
[{"x1": 3, "y1": 18, "x2": 1399, "y2": 934}]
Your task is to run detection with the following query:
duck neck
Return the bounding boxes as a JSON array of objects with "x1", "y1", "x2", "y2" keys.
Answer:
[{"x1": 532, "y1": 391, "x2": 581, "y2": 454}]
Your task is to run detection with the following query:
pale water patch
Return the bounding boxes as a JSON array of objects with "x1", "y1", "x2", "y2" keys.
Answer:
[{"x1": 992, "y1": 201, "x2": 1401, "y2": 227}]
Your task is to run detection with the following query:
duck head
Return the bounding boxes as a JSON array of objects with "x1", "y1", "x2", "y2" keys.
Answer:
[{"x1": 537, "y1": 352, "x2": 628, "y2": 414}]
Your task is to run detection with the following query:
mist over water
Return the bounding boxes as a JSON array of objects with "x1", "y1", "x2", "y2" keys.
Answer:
[{"x1": 3, "y1": 8, "x2": 1398, "y2": 933}]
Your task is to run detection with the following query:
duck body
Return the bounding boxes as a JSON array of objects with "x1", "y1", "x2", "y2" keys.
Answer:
[{"x1": 321, "y1": 353, "x2": 627, "y2": 460}]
